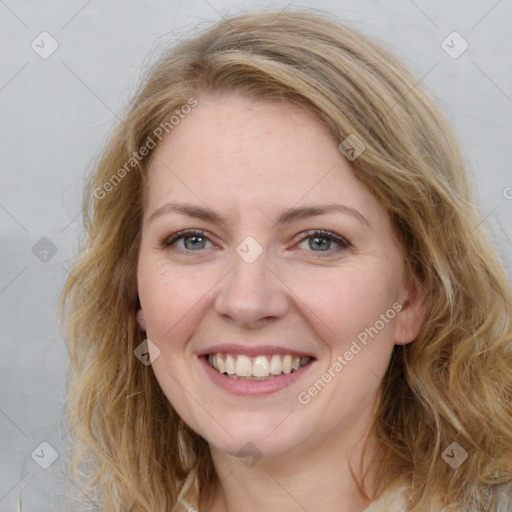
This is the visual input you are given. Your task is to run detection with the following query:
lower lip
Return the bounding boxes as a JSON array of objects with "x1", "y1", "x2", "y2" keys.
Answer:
[{"x1": 199, "y1": 356, "x2": 315, "y2": 396}]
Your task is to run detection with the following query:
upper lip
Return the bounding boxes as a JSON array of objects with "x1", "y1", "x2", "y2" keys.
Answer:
[{"x1": 197, "y1": 343, "x2": 316, "y2": 358}]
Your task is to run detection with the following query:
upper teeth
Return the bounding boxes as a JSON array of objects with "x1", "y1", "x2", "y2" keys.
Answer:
[{"x1": 207, "y1": 353, "x2": 311, "y2": 378}]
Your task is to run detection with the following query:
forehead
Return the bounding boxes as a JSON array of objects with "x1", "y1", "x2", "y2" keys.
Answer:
[{"x1": 144, "y1": 93, "x2": 381, "y2": 222}]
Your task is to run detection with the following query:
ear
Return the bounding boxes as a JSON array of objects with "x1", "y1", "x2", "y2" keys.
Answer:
[
  {"x1": 137, "y1": 306, "x2": 148, "y2": 332},
  {"x1": 394, "y1": 275, "x2": 427, "y2": 346}
]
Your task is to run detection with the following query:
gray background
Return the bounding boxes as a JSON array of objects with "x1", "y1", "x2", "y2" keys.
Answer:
[{"x1": 1, "y1": 0, "x2": 511, "y2": 509}]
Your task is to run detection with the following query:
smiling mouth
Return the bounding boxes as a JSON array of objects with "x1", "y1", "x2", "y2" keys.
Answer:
[{"x1": 205, "y1": 353, "x2": 313, "y2": 380}]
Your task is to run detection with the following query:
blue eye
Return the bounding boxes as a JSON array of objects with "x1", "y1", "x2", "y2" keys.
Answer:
[
  {"x1": 297, "y1": 230, "x2": 351, "y2": 255},
  {"x1": 163, "y1": 230, "x2": 214, "y2": 251}
]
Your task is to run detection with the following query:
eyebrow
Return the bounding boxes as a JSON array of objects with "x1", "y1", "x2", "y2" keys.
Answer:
[{"x1": 146, "y1": 202, "x2": 370, "y2": 227}]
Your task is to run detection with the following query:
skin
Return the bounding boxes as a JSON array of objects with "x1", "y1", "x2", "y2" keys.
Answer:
[{"x1": 136, "y1": 91, "x2": 426, "y2": 512}]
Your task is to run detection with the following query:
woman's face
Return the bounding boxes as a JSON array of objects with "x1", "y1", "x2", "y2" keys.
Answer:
[{"x1": 136, "y1": 92, "x2": 424, "y2": 461}]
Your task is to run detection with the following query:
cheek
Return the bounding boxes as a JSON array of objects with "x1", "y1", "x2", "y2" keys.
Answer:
[
  {"x1": 137, "y1": 260, "x2": 207, "y2": 338},
  {"x1": 289, "y1": 264, "x2": 399, "y2": 347}
]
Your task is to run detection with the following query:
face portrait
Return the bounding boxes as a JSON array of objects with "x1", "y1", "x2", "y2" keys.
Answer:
[
  {"x1": 51, "y1": 7, "x2": 512, "y2": 510},
  {"x1": 136, "y1": 92, "x2": 425, "y2": 466}
]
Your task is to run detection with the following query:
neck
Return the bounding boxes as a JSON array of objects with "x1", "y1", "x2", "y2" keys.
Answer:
[{"x1": 201, "y1": 422, "x2": 379, "y2": 512}]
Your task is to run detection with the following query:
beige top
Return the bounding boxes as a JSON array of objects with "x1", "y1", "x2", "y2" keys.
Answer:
[
  {"x1": 361, "y1": 482, "x2": 512, "y2": 512},
  {"x1": 361, "y1": 484, "x2": 410, "y2": 512}
]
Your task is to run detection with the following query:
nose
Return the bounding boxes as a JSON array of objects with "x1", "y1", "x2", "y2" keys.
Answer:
[{"x1": 214, "y1": 246, "x2": 290, "y2": 329}]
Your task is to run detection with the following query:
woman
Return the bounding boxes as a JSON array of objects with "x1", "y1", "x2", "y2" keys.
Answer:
[{"x1": 59, "y1": 9, "x2": 512, "y2": 512}]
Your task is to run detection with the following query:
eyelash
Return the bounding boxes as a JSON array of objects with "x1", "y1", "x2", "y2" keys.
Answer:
[{"x1": 161, "y1": 229, "x2": 351, "y2": 257}]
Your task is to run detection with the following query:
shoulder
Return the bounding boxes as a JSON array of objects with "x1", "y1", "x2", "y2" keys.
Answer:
[
  {"x1": 495, "y1": 482, "x2": 512, "y2": 512},
  {"x1": 362, "y1": 483, "x2": 410, "y2": 512},
  {"x1": 362, "y1": 481, "x2": 512, "y2": 512}
]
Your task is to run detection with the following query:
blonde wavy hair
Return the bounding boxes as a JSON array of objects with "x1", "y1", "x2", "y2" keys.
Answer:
[{"x1": 58, "y1": 8, "x2": 512, "y2": 512}]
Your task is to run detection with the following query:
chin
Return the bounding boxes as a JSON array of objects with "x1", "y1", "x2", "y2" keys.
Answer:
[{"x1": 195, "y1": 413, "x2": 314, "y2": 462}]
